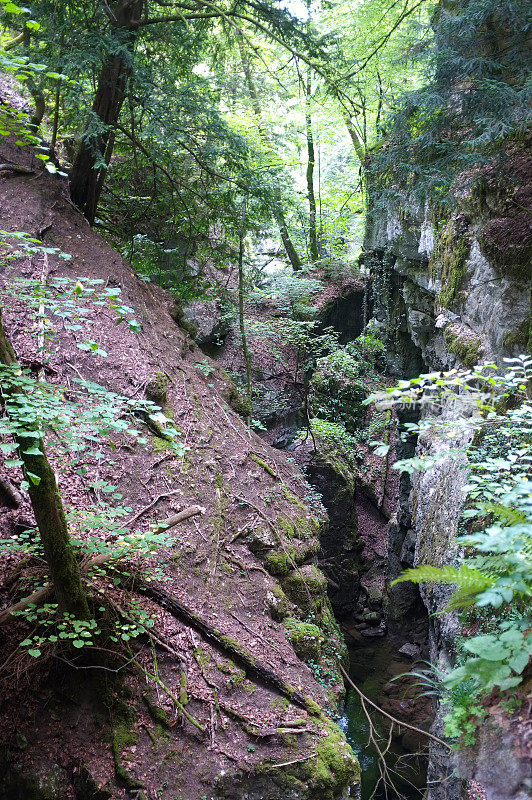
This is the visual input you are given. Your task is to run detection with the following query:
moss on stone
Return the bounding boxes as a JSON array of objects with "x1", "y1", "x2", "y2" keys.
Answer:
[
  {"x1": 281, "y1": 485, "x2": 306, "y2": 509},
  {"x1": 110, "y1": 706, "x2": 144, "y2": 792},
  {"x1": 170, "y1": 300, "x2": 197, "y2": 338},
  {"x1": 266, "y1": 585, "x2": 291, "y2": 621},
  {"x1": 284, "y1": 618, "x2": 323, "y2": 662},
  {"x1": 432, "y1": 220, "x2": 470, "y2": 309},
  {"x1": 503, "y1": 317, "x2": 530, "y2": 352},
  {"x1": 293, "y1": 538, "x2": 319, "y2": 565},
  {"x1": 310, "y1": 720, "x2": 361, "y2": 795},
  {"x1": 145, "y1": 371, "x2": 167, "y2": 405},
  {"x1": 281, "y1": 565, "x2": 327, "y2": 615},
  {"x1": 263, "y1": 549, "x2": 293, "y2": 576},
  {"x1": 444, "y1": 326, "x2": 481, "y2": 366}
]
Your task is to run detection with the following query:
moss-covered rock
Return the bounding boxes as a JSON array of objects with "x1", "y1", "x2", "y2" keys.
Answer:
[
  {"x1": 145, "y1": 371, "x2": 168, "y2": 405},
  {"x1": 0, "y1": 759, "x2": 68, "y2": 800},
  {"x1": 224, "y1": 383, "x2": 252, "y2": 420},
  {"x1": 169, "y1": 300, "x2": 198, "y2": 338},
  {"x1": 265, "y1": 585, "x2": 292, "y2": 621},
  {"x1": 431, "y1": 218, "x2": 470, "y2": 309},
  {"x1": 284, "y1": 618, "x2": 323, "y2": 662},
  {"x1": 281, "y1": 565, "x2": 327, "y2": 615},
  {"x1": 214, "y1": 717, "x2": 360, "y2": 800},
  {"x1": 444, "y1": 325, "x2": 481, "y2": 366},
  {"x1": 263, "y1": 549, "x2": 294, "y2": 577},
  {"x1": 309, "y1": 721, "x2": 361, "y2": 796}
]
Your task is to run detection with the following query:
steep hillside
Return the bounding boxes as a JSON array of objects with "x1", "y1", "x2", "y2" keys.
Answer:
[{"x1": 0, "y1": 148, "x2": 360, "y2": 800}]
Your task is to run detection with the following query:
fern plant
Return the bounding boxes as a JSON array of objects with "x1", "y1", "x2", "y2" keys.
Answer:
[{"x1": 375, "y1": 356, "x2": 532, "y2": 740}]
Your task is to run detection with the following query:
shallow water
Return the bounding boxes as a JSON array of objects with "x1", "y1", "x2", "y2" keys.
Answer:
[{"x1": 339, "y1": 640, "x2": 427, "y2": 800}]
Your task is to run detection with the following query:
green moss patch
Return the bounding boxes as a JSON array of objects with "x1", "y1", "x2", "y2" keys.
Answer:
[
  {"x1": 281, "y1": 565, "x2": 327, "y2": 615},
  {"x1": 145, "y1": 371, "x2": 168, "y2": 405},
  {"x1": 432, "y1": 220, "x2": 470, "y2": 309},
  {"x1": 284, "y1": 618, "x2": 323, "y2": 662},
  {"x1": 444, "y1": 325, "x2": 482, "y2": 366}
]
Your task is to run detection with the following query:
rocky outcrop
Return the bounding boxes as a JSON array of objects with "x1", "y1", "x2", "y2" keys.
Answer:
[
  {"x1": 365, "y1": 149, "x2": 531, "y2": 375},
  {"x1": 365, "y1": 148, "x2": 531, "y2": 800}
]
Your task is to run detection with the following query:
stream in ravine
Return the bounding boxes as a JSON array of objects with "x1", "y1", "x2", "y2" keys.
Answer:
[{"x1": 339, "y1": 639, "x2": 428, "y2": 800}]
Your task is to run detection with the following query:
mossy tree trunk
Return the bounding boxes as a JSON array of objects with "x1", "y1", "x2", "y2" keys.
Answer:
[
  {"x1": 304, "y1": 67, "x2": 319, "y2": 262},
  {"x1": 0, "y1": 309, "x2": 89, "y2": 617}
]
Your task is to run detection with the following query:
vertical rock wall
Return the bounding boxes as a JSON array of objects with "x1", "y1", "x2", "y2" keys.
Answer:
[{"x1": 365, "y1": 150, "x2": 531, "y2": 800}]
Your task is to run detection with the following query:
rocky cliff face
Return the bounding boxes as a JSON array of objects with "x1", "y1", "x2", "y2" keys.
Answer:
[
  {"x1": 365, "y1": 147, "x2": 531, "y2": 377},
  {"x1": 366, "y1": 148, "x2": 531, "y2": 800}
]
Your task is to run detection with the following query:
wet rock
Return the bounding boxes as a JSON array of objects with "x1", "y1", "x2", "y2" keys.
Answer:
[
  {"x1": 360, "y1": 622, "x2": 387, "y2": 638},
  {"x1": 398, "y1": 643, "x2": 420, "y2": 660}
]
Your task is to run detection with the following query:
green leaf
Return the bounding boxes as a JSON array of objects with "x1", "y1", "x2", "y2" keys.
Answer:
[
  {"x1": 23, "y1": 446, "x2": 43, "y2": 456},
  {"x1": 26, "y1": 471, "x2": 41, "y2": 485},
  {"x1": 28, "y1": 648, "x2": 42, "y2": 657}
]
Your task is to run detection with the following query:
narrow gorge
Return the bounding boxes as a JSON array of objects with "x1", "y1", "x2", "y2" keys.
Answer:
[{"x1": 0, "y1": 1, "x2": 530, "y2": 800}]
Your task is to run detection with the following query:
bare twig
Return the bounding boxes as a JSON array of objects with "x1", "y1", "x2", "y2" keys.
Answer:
[{"x1": 340, "y1": 664, "x2": 451, "y2": 750}]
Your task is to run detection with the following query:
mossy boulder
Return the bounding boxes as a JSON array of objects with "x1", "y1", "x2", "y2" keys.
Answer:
[
  {"x1": 214, "y1": 718, "x2": 360, "y2": 799},
  {"x1": 309, "y1": 721, "x2": 361, "y2": 797},
  {"x1": 265, "y1": 585, "x2": 291, "y2": 621},
  {"x1": 281, "y1": 565, "x2": 327, "y2": 615},
  {"x1": 444, "y1": 325, "x2": 481, "y2": 366},
  {"x1": 284, "y1": 618, "x2": 323, "y2": 662},
  {"x1": 169, "y1": 300, "x2": 198, "y2": 338},
  {"x1": 263, "y1": 549, "x2": 294, "y2": 577},
  {"x1": 145, "y1": 371, "x2": 168, "y2": 405}
]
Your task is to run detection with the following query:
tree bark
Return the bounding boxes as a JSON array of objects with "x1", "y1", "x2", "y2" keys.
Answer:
[
  {"x1": 305, "y1": 68, "x2": 319, "y2": 261},
  {"x1": 0, "y1": 309, "x2": 89, "y2": 617},
  {"x1": 238, "y1": 198, "x2": 253, "y2": 421},
  {"x1": 69, "y1": 0, "x2": 143, "y2": 224},
  {"x1": 238, "y1": 38, "x2": 302, "y2": 271}
]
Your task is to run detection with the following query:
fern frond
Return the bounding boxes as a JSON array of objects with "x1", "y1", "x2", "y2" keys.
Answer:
[
  {"x1": 391, "y1": 564, "x2": 493, "y2": 594},
  {"x1": 484, "y1": 503, "x2": 528, "y2": 527}
]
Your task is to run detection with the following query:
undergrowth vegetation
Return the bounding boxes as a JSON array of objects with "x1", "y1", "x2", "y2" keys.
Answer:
[{"x1": 372, "y1": 356, "x2": 532, "y2": 745}]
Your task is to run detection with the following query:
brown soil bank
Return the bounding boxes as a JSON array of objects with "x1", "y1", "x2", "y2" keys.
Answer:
[{"x1": 0, "y1": 146, "x2": 360, "y2": 800}]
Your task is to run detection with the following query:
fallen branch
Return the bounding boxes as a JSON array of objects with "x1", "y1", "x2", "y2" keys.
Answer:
[
  {"x1": 0, "y1": 162, "x2": 35, "y2": 175},
  {"x1": 126, "y1": 490, "x2": 182, "y2": 526},
  {"x1": 0, "y1": 476, "x2": 23, "y2": 507},
  {"x1": 339, "y1": 664, "x2": 452, "y2": 751},
  {"x1": 134, "y1": 660, "x2": 206, "y2": 735},
  {"x1": 0, "y1": 505, "x2": 205, "y2": 624},
  {"x1": 135, "y1": 580, "x2": 313, "y2": 713}
]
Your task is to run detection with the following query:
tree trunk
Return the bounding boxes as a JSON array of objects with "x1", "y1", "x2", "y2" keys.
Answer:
[
  {"x1": 238, "y1": 38, "x2": 302, "y2": 271},
  {"x1": 0, "y1": 309, "x2": 89, "y2": 617},
  {"x1": 305, "y1": 68, "x2": 319, "y2": 262},
  {"x1": 238, "y1": 199, "x2": 252, "y2": 421},
  {"x1": 69, "y1": 0, "x2": 143, "y2": 224}
]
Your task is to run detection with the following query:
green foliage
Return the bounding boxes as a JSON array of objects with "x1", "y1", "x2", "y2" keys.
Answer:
[
  {"x1": 369, "y1": 0, "x2": 531, "y2": 208},
  {"x1": 380, "y1": 355, "x2": 532, "y2": 741},
  {"x1": 310, "y1": 347, "x2": 367, "y2": 432}
]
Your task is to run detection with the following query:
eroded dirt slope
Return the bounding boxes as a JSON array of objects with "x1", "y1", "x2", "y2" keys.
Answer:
[{"x1": 0, "y1": 146, "x2": 359, "y2": 800}]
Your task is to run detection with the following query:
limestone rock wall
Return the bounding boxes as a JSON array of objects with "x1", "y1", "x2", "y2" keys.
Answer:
[{"x1": 366, "y1": 150, "x2": 531, "y2": 800}]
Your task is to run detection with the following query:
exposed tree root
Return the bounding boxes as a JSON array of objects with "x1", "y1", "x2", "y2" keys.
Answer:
[
  {"x1": 0, "y1": 505, "x2": 205, "y2": 625},
  {"x1": 135, "y1": 580, "x2": 314, "y2": 713}
]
